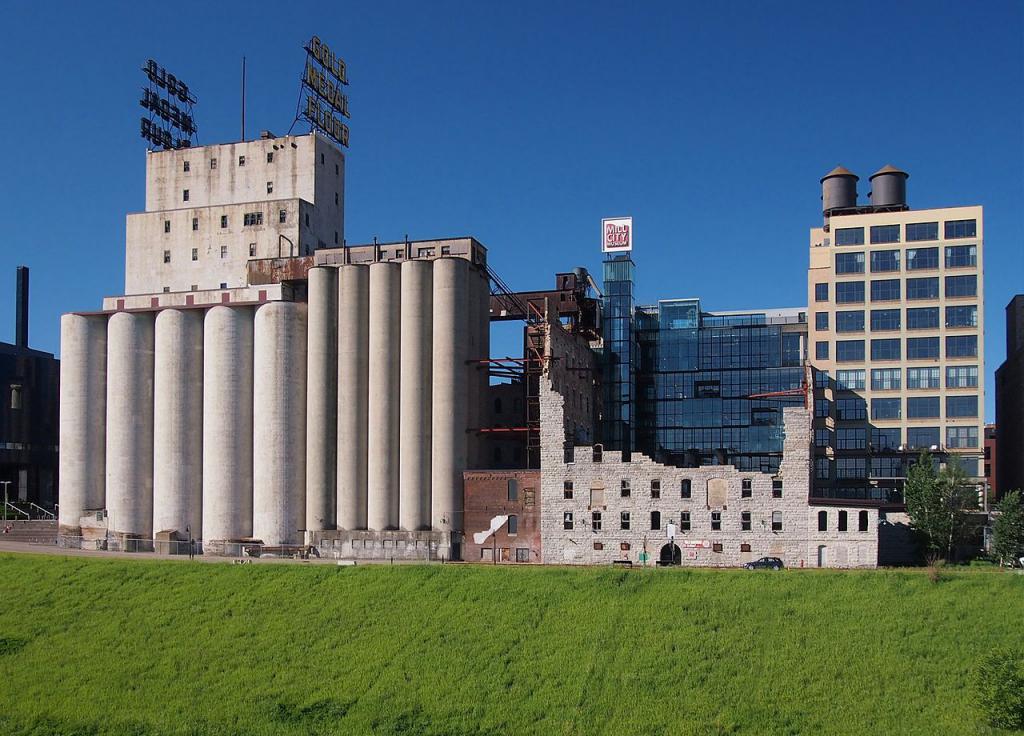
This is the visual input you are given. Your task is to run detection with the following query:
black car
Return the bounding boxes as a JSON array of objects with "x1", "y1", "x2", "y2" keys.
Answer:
[{"x1": 743, "y1": 556, "x2": 784, "y2": 570}]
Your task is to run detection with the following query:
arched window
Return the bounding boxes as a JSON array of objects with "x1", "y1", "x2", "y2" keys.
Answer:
[
  {"x1": 593, "y1": 444, "x2": 603, "y2": 463},
  {"x1": 838, "y1": 510, "x2": 848, "y2": 532},
  {"x1": 507, "y1": 515, "x2": 518, "y2": 534},
  {"x1": 858, "y1": 510, "x2": 869, "y2": 532},
  {"x1": 818, "y1": 510, "x2": 828, "y2": 531}
]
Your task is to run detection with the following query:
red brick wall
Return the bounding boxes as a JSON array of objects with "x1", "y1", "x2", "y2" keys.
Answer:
[{"x1": 463, "y1": 470, "x2": 541, "y2": 563}]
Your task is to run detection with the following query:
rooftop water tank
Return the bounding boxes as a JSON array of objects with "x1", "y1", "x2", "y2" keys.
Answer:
[
  {"x1": 868, "y1": 164, "x2": 909, "y2": 207},
  {"x1": 820, "y1": 166, "x2": 859, "y2": 213}
]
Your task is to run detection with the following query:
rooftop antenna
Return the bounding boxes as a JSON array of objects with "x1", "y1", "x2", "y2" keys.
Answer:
[{"x1": 240, "y1": 56, "x2": 246, "y2": 141}]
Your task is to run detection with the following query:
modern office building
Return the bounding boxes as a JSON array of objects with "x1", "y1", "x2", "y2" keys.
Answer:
[
  {"x1": 807, "y1": 166, "x2": 984, "y2": 501},
  {"x1": 995, "y1": 295, "x2": 1024, "y2": 498}
]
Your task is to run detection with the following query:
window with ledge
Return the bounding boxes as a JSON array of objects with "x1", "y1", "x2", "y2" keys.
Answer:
[
  {"x1": 266, "y1": 182, "x2": 273, "y2": 194},
  {"x1": 906, "y1": 248, "x2": 939, "y2": 271},
  {"x1": 508, "y1": 479, "x2": 518, "y2": 501},
  {"x1": 210, "y1": 158, "x2": 217, "y2": 169},
  {"x1": 944, "y1": 219, "x2": 976, "y2": 239},
  {"x1": 945, "y1": 275, "x2": 977, "y2": 298},
  {"x1": 563, "y1": 481, "x2": 573, "y2": 499},
  {"x1": 772, "y1": 480, "x2": 783, "y2": 498},
  {"x1": 870, "y1": 224, "x2": 900, "y2": 244},
  {"x1": 945, "y1": 244, "x2": 977, "y2": 268},
  {"x1": 869, "y1": 309, "x2": 900, "y2": 331},
  {"x1": 591, "y1": 512, "x2": 602, "y2": 531},
  {"x1": 220, "y1": 245, "x2": 228, "y2": 259},
  {"x1": 906, "y1": 307, "x2": 939, "y2": 330},
  {"x1": 680, "y1": 511, "x2": 691, "y2": 531},
  {"x1": 741, "y1": 511, "x2": 752, "y2": 531},
  {"x1": 835, "y1": 252, "x2": 865, "y2": 274},
  {"x1": 835, "y1": 310, "x2": 864, "y2": 333},
  {"x1": 870, "y1": 279, "x2": 900, "y2": 302},
  {"x1": 815, "y1": 341, "x2": 829, "y2": 360},
  {"x1": 858, "y1": 510, "x2": 869, "y2": 532},
  {"x1": 946, "y1": 365, "x2": 978, "y2": 388},
  {"x1": 771, "y1": 511, "x2": 783, "y2": 532},
  {"x1": 267, "y1": 152, "x2": 274, "y2": 163},
  {"x1": 711, "y1": 511, "x2": 721, "y2": 531},
  {"x1": 651, "y1": 480, "x2": 661, "y2": 499},
  {"x1": 907, "y1": 396, "x2": 940, "y2": 419},
  {"x1": 164, "y1": 220, "x2": 171, "y2": 233},
  {"x1": 907, "y1": 426, "x2": 940, "y2": 449},
  {"x1": 815, "y1": 311, "x2": 829, "y2": 330},
  {"x1": 163, "y1": 250, "x2": 171, "y2": 263},
  {"x1": 836, "y1": 340, "x2": 864, "y2": 362},
  {"x1": 946, "y1": 426, "x2": 979, "y2": 448},
  {"x1": 946, "y1": 395, "x2": 978, "y2": 418},
  {"x1": 945, "y1": 305, "x2": 977, "y2": 328},
  {"x1": 946, "y1": 335, "x2": 977, "y2": 358},
  {"x1": 872, "y1": 427, "x2": 900, "y2": 449},
  {"x1": 676, "y1": 478, "x2": 692, "y2": 500},
  {"x1": 906, "y1": 337, "x2": 939, "y2": 360},
  {"x1": 870, "y1": 368, "x2": 900, "y2": 391},
  {"x1": 650, "y1": 511, "x2": 661, "y2": 531},
  {"x1": 870, "y1": 250, "x2": 900, "y2": 272},
  {"x1": 835, "y1": 397, "x2": 866, "y2": 421},
  {"x1": 814, "y1": 283, "x2": 829, "y2": 302},
  {"x1": 507, "y1": 515, "x2": 518, "y2": 535},
  {"x1": 219, "y1": 282, "x2": 227, "y2": 289},
  {"x1": 183, "y1": 189, "x2": 189, "y2": 202},
  {"x1": 907, "y1": 367, "x2": 940, "y2": 389},
  {"x1": 183, "y1": 160, "x2": 190, "y2": 172},
  {"x1": 907, "y1": 277, "x2": 940, "y2": 300},
  {"x1": 838, "y1": 510, "x2": 848, "y2": 532},
  {"x1": 871, "y1": 398, "x2": 901, "y2": 420},
  {"x1": 818, "y1": 510, "x2": 828, "y2": 531},
  {"x1": 221, "y1": 215, "x2": 228, "y2": 228},
  {"x1": 191, "y1": 248, "x2": 198, "y2": 261},
  {"x1": 741, "y1": 479, "x2": 752, "y2": 498},
  {"x1": 238, "y1": 155, "x2": 245, "y2": 166},
  {"x1": 836, "y1": 369, "x2": 865, "y2": 391},
  {"x1": 249, "y1": 243, "x2": 257, "y2": 257},
  {"x1": 906, "y1": 222, "x2": 938, "y2": 241},
  {"x1": 192, "y1": 217, "x2": 199, "y2": 231},
  {"x1": 620, "y1": 512, "x2": 630, "y2": 530},
  {"x1": 836, "y1": 428, "x2": 866, "y2": 450},
  {"x1": 243, "y1": 212, "x2": 264, "y2": 227},
  {"x1": 162, "y1": 286, "x2": 170, "y2": 293},
  {"x1": 835, "y1": 282, "x2": 864, "y2": 304},
  {"x1": 620, "y1": 479, "x2": 630, "y2": 498},
  {"x1": 563, "y1": 512, "x2": 573, "y2": 530},
  {"x1": 835, "y1": 227, "x2": 864, "y2": 245}
]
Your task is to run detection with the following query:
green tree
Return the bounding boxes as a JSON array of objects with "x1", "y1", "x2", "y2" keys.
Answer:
[
  {"x1": 904, "y1": 452, "x2": 978, "y2": 562},
  {"x1": 992, "y1": 489, "x2": 1024, "y2": 566}
]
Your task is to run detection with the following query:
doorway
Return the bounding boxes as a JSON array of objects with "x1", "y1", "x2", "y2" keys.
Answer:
[{"x1": 659, "y1": 543, "x2": 682, "y2": 566}]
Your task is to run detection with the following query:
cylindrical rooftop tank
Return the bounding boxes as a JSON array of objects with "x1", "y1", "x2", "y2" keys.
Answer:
[
  {"x1": 820, "y1": 166, "x2": 859, "y2": 213},
  {"x1": 869, "y1": 164, "x2": 909, "y2": 208}
]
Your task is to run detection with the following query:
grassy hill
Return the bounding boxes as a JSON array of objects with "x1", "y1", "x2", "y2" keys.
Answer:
[{"x1": 0, "y1": 553, "x2": 1020, "y2": 735}]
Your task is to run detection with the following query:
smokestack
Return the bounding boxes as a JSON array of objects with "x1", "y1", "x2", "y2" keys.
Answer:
[{"x1": 15, "y1": 266, "x2": 28, "y2": 348}]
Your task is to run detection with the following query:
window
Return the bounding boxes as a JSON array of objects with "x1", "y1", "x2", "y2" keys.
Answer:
[
  {"x1": 835, "y1": 282, "x2": 864, "y2": 304},
  {"x1": 183, "y1": 189, "x2": 189, "y2": 202},
  {"x1": 858, "y1": 510, "x2": 869, "y2": 532},
  {"x1": 620, "y1": 512, "x2": 630, "y2": 530},
  {"x1": 907, "y1": 367, "x2": 941, "y2": 389},
  {"x1": 335, "y1": 192, "x2": 339, "y2": 205},
  {"x1": 210, "y1": 157, "x2": 217, "y2": 169},
  {"x1": 279, "y1": 209, "x2": 287, "y2": 224},
  {"x1": 835, "y1": 227, "x2": 864, "y2": 245},
  {"x1": 243, "y1": 212, "x2": 264, "y2": 227},
  {"x1": 221, "y1": 215, "x2": 228, "y2": 228},
  {"x1": 906, "y1": 248, "x2": 939, "y2": 271},
  {"x1": 563, "y1": 481, "x2": 573, "y2": 499},
  {"x1": 680, "y1": 479, "x2": 691, "y2": 499},
  {"x1": 815, "y1": 311, "x2": 829, "y2": 330},
  {"x1": 772, "y1": 480, "x2": 783, "y2": 498},
  {"x1": 162, "y1": 286, "x2": 170, "y2": 293},
  {"x1": 944, "y1": 219, "x2": 976, "y2": 239},
  {"x1": 507, "y1": 515, "x2": 518, "y2": 534},
  {"x1": 836, "y1": 310, "x2": 865, "y2": 332},
  {"x1": 739, "y1": 479, "x2": 751, "y2": 498},
  {"x1": 191, "y1": 248, "x2": 198, "y2": 261},
  {"x1": 870, "y1": 224, "x2": 900, "y2": 244},
  {"x1": 945, "y1": 244, "x2": 977, "y2": 268},
  {"x1": 651, "y1": 511, "x2": 661, "y2": 530},
  {"x1": 164, "y1": 220, "x2": 171, "y2": 233},
  {"x1": 267, "y1": 152, "x2": 274, "y2": 163},
  {"x1": 321, "y1": 153, "x2": 325, "y2": 164},
  {"x1": 836, "y1": 252, "x2": 865, "y2": 274},
  {"x1": 836, "y1": 458, "x2": 867, "y2": 479},
  {"x1": 872, "y1": 457, "x2": 903, "y2": 478},
  {"x1": 238, "y1": 155, "x2": 246, "y2": 166},
  {"x1": 814, "y1": 370, "x2": 830, "y2": 389},
  {"x1": 907, "y1": 396, "x2": 940, "y2": 419},
  {"x1": 620, "y1": 479, "x2": 630, "y2": 498},
  {"x1": 870, "y1": 279, "x2": 901, "y2": 302},
  {"x1": 815, "y1": 458, "x2": 831, "y2": 480},
  {"x1": 591, "y1": 512, "x2": 602, "y2": 531},
  {"x1": 815, "y1": 283, "x2": 829, "y2": 302},
  {"x1": 904, "y1": 307, "x2": 938, "y2": 331},
  {"x1": 249, "y1": 243, "x2": 257, "y2": 257},
  {"x1": 946, "y1": 365, "x2": 978, "y2": 388},
  {"x1": 907, "y1": 426, "x2": 940, "y2": 449},
  {"x1": 836, "y1": 398, "x2": 867, "y2": 421},
  {"x1": 836, "y1": 369, "x2": 865, "y2": 391},
  {"x1": 947, "y1": 426, "x2": 979, "y2": 448},
  {"x1": 836, "y1": 340, "x2": 864, "y2": 362},
  {"x1": 871, "y1": 338, "x2": 901, "y2": 361},
  {"x1": 219, "y1": 282, "x2": 228, "y2": 289},
  {"x1": 945, "y1": 305, "x2": 977, "y2": 328},
  {"x1": 838, "y1": 511, "x2": 848, "y2": 532},
  {"x1": 771, "y1": 511, "x2": 783, "y2": 532},
  {"x1": 163, "y1": 250, "x2": 171, "y2": 263},
  {"x1": 946, "y1": 395, "x2": 978, "y2": 418},
  {"x1": 836, "y1": 428, "x2": 866, "y2": 450},
  {"x1": 871, "y1": 250, "x2": 900, "y2": 272},
  {"x1": 815, "y1": 341, "x2": 829, "y2": 360},
  {"x1": 871, "y1": 398, "x2": 901, "y2": 420},
  {"x1": 651, "y1": 480, "x2": 661, "y2": 499},
  {"x1": 906, "y1": 277, "x2": 939, "y2": 300},
  {"x1": 563, "y1": 512, "x2": 573, "y2": 530},
  {"x1": 872, "y1": 427, "x2": 900, "y2": 449},
  {"x1": 192, "y1": 217, "x2": 199, "y2": 231},
  {"x1": 183, "y1": 160, "x2": 190, "y2": 172},
  {"x1": 906, "y1": 337, "x2": 940, "y2": 360},
  {"x1": 906, "y1": 222, "x2": 938, "y2": 241},
  {"x1": 593, "y1": 445, "x2": 602, "y2": 463},
  {"x1": 515, "y1": 548, "x2": 529, "y2": 562},
  {"x1": 589, "y1": 484, "x2": 605, "y2": 507},
  {"x1": 9, "y1": 384, "x2": 22, "y2": 410},
  {"x1": 507, "y1": 479, "x2": 518, "y2": 501},
  {"x1": 870, "y1": 309, "x2": 901, "y2": 331},
  {"x1": 305, "y1": 213, "x2": 310, "y2": 227},
  {"x1": 739, "y1": 511, "x2": 751, "y2": 531},
  {"x1": 815, "y1": 429, "x2": 831, "y2": 448},
  {"x1": 818, "y1": 510, "x2": 828, "y2": 531},
  {"x1": 711, "y1": 511, "x2": 721, "y2": 531},
  {"x1": 220, "y1": 245, "x2": 228, "y2": 259},
  {"x1": 870, "y1": 368, "x2": 900, "y2": 391},
  {"x1": 266, "y1": 181, "x2": 273, "y2": 194},
  {"x1": 946, "y1": 335, "x2": 978, "y2": 358},
  {"x1": 945, "y1": 275, "x2": 977, "y2": 298},
  {"x1": 680, "y1": 511, "x2": 691, "y2": 531}
]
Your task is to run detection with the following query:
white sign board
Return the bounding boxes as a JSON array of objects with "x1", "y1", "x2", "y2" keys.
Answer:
[
  {"x1": 666, "y1": 523, "x2": 677, "y2": 539},
  {"x1": 601, "y1": 216, "x2": 633, "y2": 253}
]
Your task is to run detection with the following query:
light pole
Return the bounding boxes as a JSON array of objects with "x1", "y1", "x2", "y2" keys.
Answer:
[{"x1": 1, "y1": 480, "x2": 10, "y2": 523}]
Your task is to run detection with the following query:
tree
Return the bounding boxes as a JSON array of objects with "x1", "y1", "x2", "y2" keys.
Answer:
[
  {"x1": 992, "y1": 490, "x2": 1024, "y2": 566},
  {"x1": 903, "y1": 452, "x2": 978, "y2": 563}
]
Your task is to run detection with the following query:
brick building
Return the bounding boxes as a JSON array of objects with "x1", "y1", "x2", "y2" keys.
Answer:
[{"x1": 463, "y1": 469, "x2": 541, "y2": 563}]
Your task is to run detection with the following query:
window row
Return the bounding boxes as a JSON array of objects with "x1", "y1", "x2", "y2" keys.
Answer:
[
  {"x1": 815, "y1": 509, "x2": 870, "y2": 532},
  {"x1": 816, "y1": 305, "x2": 977, "y2": 333},
  {"x1": 831, "y1": 365, "x2": 978, "y2": 391},
  {"x1": 834, "y1": 245, "x2": 977, "y2": 274},
  {"x1": 833, "y1": 219, "x2": 976, "y2": 246},
  {"x1": 563, "y1": 478, "x2": 783, "y2": 501},
  {"x1": 832, "y1": 395, "x2": 980, "y2": 420},
  {"x1": 567, "y1": 509, "x2": 786, "y2": 532},
  {"x1": 815, "y1": 275, "x2": 977, "y2": 304},
  {"x1": 815, "y1": 425, "x2": 981, "y2": 450},
  {"x1": 817, "y1": 335, "x2": 978, "y2": 362},
  {"x1": 163, "y1": 209, "x2": 288, "y2": 234}
]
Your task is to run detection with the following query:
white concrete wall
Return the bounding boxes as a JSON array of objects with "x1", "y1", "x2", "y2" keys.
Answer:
[{"x1": 306, "y1": 268, "x2": 338, "y2": 533}]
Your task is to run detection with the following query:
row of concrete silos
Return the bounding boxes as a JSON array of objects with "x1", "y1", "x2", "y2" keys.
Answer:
[{"x1": 57, "y1": 257, "x2": 490, "y2": 548}]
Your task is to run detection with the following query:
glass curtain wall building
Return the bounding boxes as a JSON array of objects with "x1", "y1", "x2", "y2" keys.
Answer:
[{"x1": 601, "y1": 255, "x2": 637, "y2": 458}]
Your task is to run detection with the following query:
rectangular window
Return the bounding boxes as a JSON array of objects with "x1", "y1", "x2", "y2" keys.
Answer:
[
  {"x1": 836, "y1": 340, "x2": 865, "y2": 362},
  {"x1": 906, "y1": 277, "x2": 939, "y2": 300},
  {"x1": 870, "y1": 224, "x2": 900, "y2": 244},
  {"x1": 183, "y1": 189, "x2": 189, "y2": 202},
  {"x1": 741, "y1": 511, "x2": 752, "y2": 531},
  {"x1": 870, "y1": 250, "x2": 900, "y2": 272},
  {"x1": 191, "y1": 248, "x2": 198, "y2": 261},
  {"x1": 907, "y1": 396, "x2": 940, "y2": 419},
  {"x1": 650, "y1": 511, "x2": 661, "y2": 531},
  {"x1": 906, "y1": 337, "x2": 940, "y2": 359},
  {"x1": 620, "y1": 512, "x2": 630, "y2": 530},
  {"x1": 906, "y1": 247, "x2": 939, "y2": 271},
  {"x1": 591, "y1": 512, "x2": 602, "y2": 531},
  {"x1": 680, "y1": 511, "x2": 691, "y2": 531},
  {"x1": 906, "y1": 307, "x2": 939, "y2": 331},
  {"x1": 243, "y1": 212, "x2": 264, "y2": 227},
  {"x1": 815, "y1": 458, "x2": 831, "y2": 480},
  {"x1": 946, "y1": 365, "x2": 978, "y2": 388},
  {"x1": 946, "y1": 426, "x2": 979, "y2": 448},
  {"x1": 872, "y1": 427, "x2": 901, "y2": 449},
  {"x1": 238, "y1": 155, "x2": 246, "y2": 166},
  {"x1": 836, "y1": 458, "x2": 867, "y2": 479},
  {"x1": 815, "y1": 341, "x2": 829, "y2": 360},
  {"x1": 563, "y1": 481, "x2": 573, "y2": 499},
  {"x1": 711, "y1": 512, "x2": 722, "y2": 531},
  {"x1": 815, "y1": 429, "x2": 831, "y2": 448},
  {"x1": 871, "y1": 338, "x2": 901, "y2": 361},
  {"x1": 249, "y1": 243, "x2": 257, "y2": 257},
  {"x1": 192, "y1": 217, "x2": 199, "y2": 231},
  {"x1": 266, "y1": 181, "x2": 273, "y2": 194},
  {"x1": 741, "y1": 479, "x2": 752, "y2": 498},
  {"x1": 945, "y1": 305, "x2": 977, "y2": 328},
  {"x1": 267, "y1": 152, "x2": 274, "y2": 163},
  {"x1": 946, "y1": 395, "x2": 978, "y2": 418},
  {"x1": 906, "y1": 222, "x2": 938, "y2": 241},
  {"x1": 944, "y1": 219, "x2": 976, "y2": 239},
  {"x1": 163, "y1": 250, "x2": 171, "y2": 263},
  {"x1": 836, "y1": 428, "x2": 866, "y2": 450},
  {"x1": 279, "y1": 209, "x2": 287, "y2": 224},
  {"x1": 945, "y1": 275, "x2": 977, "y2": 298},
  {"x1": 908, "y1": 426, "x2": 940, "y2": 449},
  {"x1": 183, "y1": 160, "x2": 190, "y2": 172},
  {"x1": 210, "y1": 157, "x2": 217, "y2": 169},
  {"x1": 680, "y1": 479, "x2": 691, "y2": 499},
  {"x1": 620, "y1": 479, "x2": 630, "y2": 498},
  {"x1": 815, "y1": 311, "x2": 829, "y2": 330},
  {"x1": 871, "y1": 398, "x2": 901, "y2": 420},
  {"x1": 563, "y1": 512, "x2": 573, "y2": 530},
  {"x1": 815, "y1": 398, "x2": 831, "y2": 418},
  {"x1": 814, "y1": 370, "x2": 830, "y2": 389},
  {"x1": 515, "y1": 548, "x2": 529, "y2": 563},
  {"x1": 771, "y1": 511, "x2": 783, "y2": 532},
  {"x1": 838, "y1": 511, "x2": 849, "y2": 532},
  {"x1": 507, "y1": 515, "x2": 518, "y2": 534},
  {"x1": 651, "y1": 480, "x2": 661, "y2": 498},
  {"x1": 836, "y1": 369, "x2": 865, "y2": 391},
  {"x1": 836, "y1": 252, "x2": 865, "y2": 274},
  {"x1": 870, "y1": 279, "x2": 901, "y2": 302},
  {"x1": 220, "y1": 245, "x2": 228, "y2": 259},
  {"x1": 815, "y1": 283, "x2": 829, "y2": 302},
  {"x1": 219, "y1": 282, "x2": 227, "y2": 289},
  {"x1": 221, "y1": 215, "x2": 228, "y2": 228},
  {"x1": 945, "y1": 244, "x2": 977, "y2": 268},
  {"x1": 870, "y1": 368, "x2": 900, "y2": 391},
  {"x1": 772, "y1": 480, "x2": 783, "y2": 498},
  {"x1": 946, "y1": 335, "x2": 978, "y2": 358},
  {"x1": 164, "y1": 220, "x2": 171, "y2": 233},
  {"x1": 870, "y1": 309, "x2": 901, "y2": 331},
  {"x1": 835, "y1": 282, "x2": 865, "y2": 304},
  {"x1": 836, "y1": 310, "x2": 865, "y2": 333},
  {"x1": 835, "y1": 227, "x2": 864, "y2": 245},
  {"x1": 871, "y1": 457, "x2": 904, "y2": 478},
  {"x1": 836, "y1": 398, "x2": 867, "y2": 421},
  {"x1": 907, "y1": 367, "x2": 941, "y2": 389}
]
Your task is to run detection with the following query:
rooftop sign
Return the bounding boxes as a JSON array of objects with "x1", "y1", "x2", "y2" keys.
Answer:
[
  {"x1": 602, "y1": 216, "x2": 633, "y2": 253},
  {"x1": 297, "y1": 35, "x2": 350, "y2": 147},
  {"x1": 139, "y1": 59, "x2": 197, "y2": 150}
]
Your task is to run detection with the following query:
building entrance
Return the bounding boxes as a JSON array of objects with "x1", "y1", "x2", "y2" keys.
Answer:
[{"x1": 659, "y1": 543, "x2": 681, "y2": 566}]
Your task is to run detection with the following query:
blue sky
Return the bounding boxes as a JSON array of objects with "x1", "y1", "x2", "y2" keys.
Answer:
[{"x1": 1, "y1": 1, "x2": 1021, "y2": 421}]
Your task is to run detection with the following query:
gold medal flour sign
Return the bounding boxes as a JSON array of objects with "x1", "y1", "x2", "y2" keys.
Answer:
[{"x1": 300, "y1": 36, "x2": 350, "y2": 147}]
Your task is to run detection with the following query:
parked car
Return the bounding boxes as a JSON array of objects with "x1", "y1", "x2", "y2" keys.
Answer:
[{"x1": 743, "y1": 557, "x2": 784, "y2": 570}]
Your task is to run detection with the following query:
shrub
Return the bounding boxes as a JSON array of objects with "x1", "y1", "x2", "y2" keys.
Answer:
[{"x1": 974, "y1": 648, "x2": 1024, "y2": 730}]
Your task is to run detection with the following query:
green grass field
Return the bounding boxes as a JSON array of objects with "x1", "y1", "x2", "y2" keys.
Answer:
[{"x1": 0, "y1": 554, "x2": 1021, "y2": 735}]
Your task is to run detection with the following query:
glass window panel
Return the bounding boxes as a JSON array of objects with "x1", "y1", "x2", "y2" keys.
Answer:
[
  {"x1": 836, "y1": 398, "x2": 867, "y2": 421},
  {"x1": 907, "y1": 396, "x2": 940, "y2": 418},
  {"x1": 836, "y1": 428, "x2": 866, "y2": 449},
  {"x1": 871, "y1": 398, "x2": 901, "y2": 420},
  {"x1": 946, "y1": 395, "x2": 978, "y2": 417},
  {"x1": 906, "y1": 307, "x2": 939, "y2": 330},
  {"x1": 835, "y1": 310, "x2": 865, "y2": 332},
  {"x1": 946, "y1": 335, "x2": 978, "y2": 358},
  {"x1": 815, "y1": 283, "x2": 829, "y2": 302},
  {"x1": 836, "y1": 252, "x2": 865, "y2": 274},
  {"x1": 815, "y1": 341, "x2": 829, "y2": 360},
  {"x1": 945, "y1": 305, "x2": 977, "y2": 328},
  {"x1": 870, "y1": 368, "x2": 901, "y2": 390},
  {"x1": 870, "y1": 338, "x2": 901, "y2": 361},
  {"x1": 906, "y1": 222, "x2": 938, "y2": 241},
  {"x1": 946, "y1": 426, "x2": 979, "y2": 448},
  {"x1": 836, "y1": 369, "x2": 865, "y2": 390},
  {"x1": 870, "y1": 279, "x2": 901, "y2": 302},
  {"x1": 870, "y1": 224, "x2": 900, "y2": 244},
  {"x1": 906, "y1": 248, "x2": 939, "y2": 271},
  {"x1": 815, "y1": 311, "x2": 829, "y2": 330},
  {"x1": 870, "y1": 309, "x2": 901, "y2": 331},
  {"x1": 836, "y1": 340, "x2": 865, "y2": 362},
  {"x1": 835, "y1": 227, "x2": 864, "y2": 245},
  {"x1": 907, "y1": 367, "x2": 940, "y2": 389},
  {"x1": 945, "y1": 275, "x2": 977, "y2": 298},
  {"x1": 871, "y1": 427, "x2": 901, "y2": 449},
  {"x1": 835, "y1": 282, "x2": 865, "y2": 304},
  {"x1": 907, "y1": 426, "x2": 940, "y2": 448},
  {"x1": 870, "y1": 250, "x2": 900, "y2": 272},
  {"x1": 906, "y1": 337, "x2": 940, "y2": 359},
  {"x1": 906, "y1": 277, "x2": 940, "y2": 300},
  {"x1": 945, "y1": 365, "x2": 978, "y2": 388},
  {"x1": 944, "y1": 219, "x2": 976, "y2": 239},
  {"x1": 944, "y1": 244, "x2": 977, "y2": 268}
]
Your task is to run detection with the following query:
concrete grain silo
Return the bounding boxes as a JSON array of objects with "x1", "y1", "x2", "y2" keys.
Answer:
[
  {"x1": 104, "y1": 311, "x2": 155, "y2": 544},
  {"x1": 58, "y1": 314, "x2": 108, "y2": 533},
  {"x1": 399, "y1": 259, "x2": 432, "y2": 530},
  {"x1": 152, "y1": 309, "x2": 204, "y2": 542},
  {"x1": 367, "y1": 262, "x2": 401, "y2": 530},
  {"x1": 474, "y1": 267, "x2": 491, "y2": 466},
  {"x1": 336, "y1": 264, "x2": 369, "y2": 530},
  {"x1": 201, "y1": 306, "x2": 254, "y2": 549},
  {"x1": 305, "y1": 267, "x2": 338, "y2": 534},
  {"x1": 252, "y1": 301, "x2": 307, "y2": 546}
]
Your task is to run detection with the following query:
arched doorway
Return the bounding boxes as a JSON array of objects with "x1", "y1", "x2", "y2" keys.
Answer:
[
  {"x1": 817, "y1": 545, "x2": 827, "y2": 568},
  {"x1": 659, "y1": 543, "x2": 681, "y2": 566}
]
